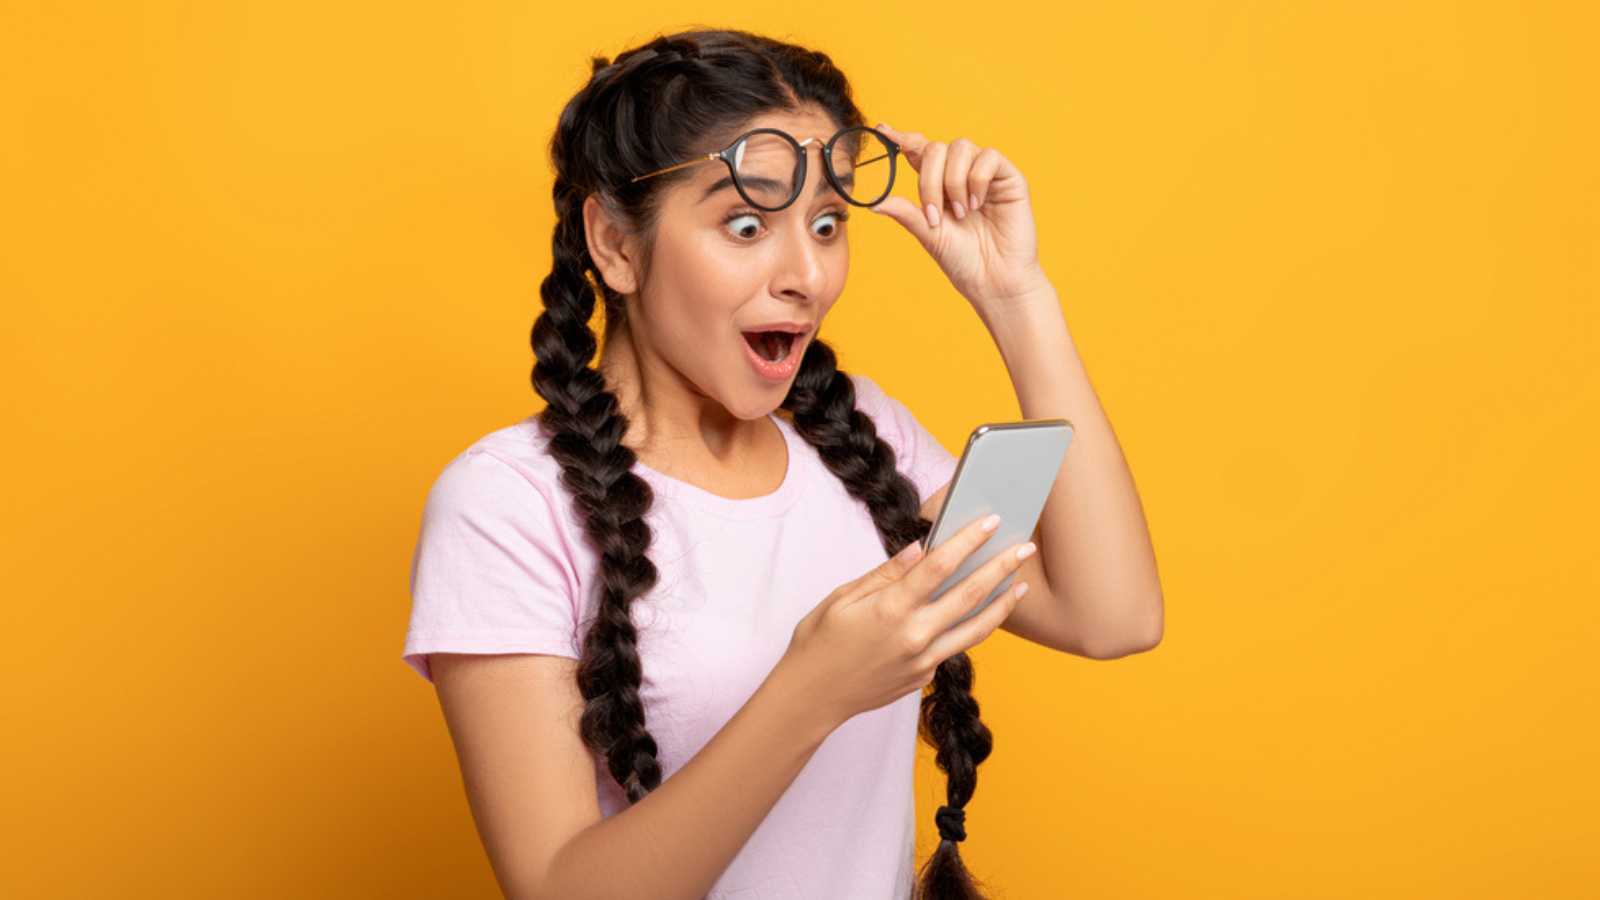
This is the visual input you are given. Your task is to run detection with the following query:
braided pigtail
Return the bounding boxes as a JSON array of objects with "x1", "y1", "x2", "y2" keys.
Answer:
[
  {"x1": 526, "y1": 36, "x2": 718, "y2": 801},
  {"x1": 781, "y1": 340, "x2": 996, "y2": 900},
  {"x1": 531, "y1": 183, "x2": 667, "y2": 801}
]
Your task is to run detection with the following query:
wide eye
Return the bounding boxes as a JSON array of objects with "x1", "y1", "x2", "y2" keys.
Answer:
[
  {"x1": 812, "y1": 211, "x2": 846, "y2": 239},
  {"x1": 723, "y1": 212, "x2": 763, "y2": 241},
  {"x1": 722, "y1": 209, "x2": 849, "y2": 242}
]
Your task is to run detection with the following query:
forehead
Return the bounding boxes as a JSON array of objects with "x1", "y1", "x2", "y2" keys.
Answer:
[
  {"x1": 688, "y1": 108, "x2": 845, "y2": 174},
  {"x1": 733, "y1": 108, "x2": 843, "y2": 145},
  {"x1": 666, "y1": 108, "x2": 848, "y2": 206}
]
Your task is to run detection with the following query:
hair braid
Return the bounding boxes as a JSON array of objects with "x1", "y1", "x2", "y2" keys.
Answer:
[
  {"x1": 528, "y1": 27, "x2": 1002, "y2": 899},
  {"x1": 531, "y1": 184, "x2": 666, "y2": 802},
  {"x1": 781, "y1": 341, "x2": 996, "y2": 899}
]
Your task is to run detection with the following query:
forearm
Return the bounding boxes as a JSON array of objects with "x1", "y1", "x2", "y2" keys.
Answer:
[
  {"x1": 980, "y1": 286, "x2": 1165, "y2": 652},
  {"x1": 534, "y1": 660, "x2": 837, "y2": 900}
]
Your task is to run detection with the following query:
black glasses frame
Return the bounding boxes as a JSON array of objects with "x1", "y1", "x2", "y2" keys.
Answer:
[{"x1": 627, "y1": 125, "x2": 901, "y2": 211}]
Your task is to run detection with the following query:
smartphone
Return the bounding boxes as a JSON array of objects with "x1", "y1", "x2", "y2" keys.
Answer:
[{"x1": 920, "y1": 418, "x2": 1074, "y2": 626}]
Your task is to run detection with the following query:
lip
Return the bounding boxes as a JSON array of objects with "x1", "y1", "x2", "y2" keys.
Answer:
[
  {"x1": 741, "y1": 322, "x2": 811, "y2": 334},
  {"x1": 739, "y1": 327, "x2": 807, "y2": 382}
]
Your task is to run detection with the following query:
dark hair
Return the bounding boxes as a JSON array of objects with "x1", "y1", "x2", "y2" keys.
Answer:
[{"x1": 530, "y1": 28, "x2": 997, "y2": 899}]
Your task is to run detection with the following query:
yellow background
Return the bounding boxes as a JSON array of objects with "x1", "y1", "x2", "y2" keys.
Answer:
[{"x1": 4, "y1": 2, "x2": 1595, "y2": 897}]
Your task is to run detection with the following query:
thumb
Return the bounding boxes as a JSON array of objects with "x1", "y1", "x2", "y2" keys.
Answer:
[{"x1": 869, "y1": 195, "x2": 936, "y2": 248}]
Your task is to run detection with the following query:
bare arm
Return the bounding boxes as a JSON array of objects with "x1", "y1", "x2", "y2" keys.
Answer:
[
  {"x1": 978, "y1": 287, "x2": 1165, "y2": 658},
  {"x1": 431, "y1": 650, "x2": 837, "y2": 900}
]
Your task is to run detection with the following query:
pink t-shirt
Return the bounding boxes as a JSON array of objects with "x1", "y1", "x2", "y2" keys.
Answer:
[{"x1": 402, "y1": 371, "x2": 958, "y2": 899}]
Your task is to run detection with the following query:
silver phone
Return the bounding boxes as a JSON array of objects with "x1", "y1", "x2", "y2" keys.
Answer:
[{"x1": 920, "y1": 418, "x2": 1074, "y2": 626}]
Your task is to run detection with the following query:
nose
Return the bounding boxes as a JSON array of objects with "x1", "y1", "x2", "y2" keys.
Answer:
[
  {"x1": 770, "y1": 214, "x2": 829, "y2": 304},
  {"x1": 770, "y1": 137, "x2": 839, "y2": 303}
]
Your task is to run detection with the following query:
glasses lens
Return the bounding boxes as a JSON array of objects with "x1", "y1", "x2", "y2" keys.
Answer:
[
  {"x1": 828, "y1": 129, "x2": 894, "y2": 206},
  {"x1": 731, "y1": 132, "x2": 802, "y2": 210}
]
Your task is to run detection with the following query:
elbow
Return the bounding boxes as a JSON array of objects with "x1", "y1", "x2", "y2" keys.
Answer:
[
  {"x1": 1082, "y1": 598, "x2": 1163, "y2": 660},
  {"x1": 502, "y1": 877, "x2": 542, "y2": 900},
  {"x1": 500, "y1": 861, "x2": 552, "y2": 900},
  {"x1": 1084, "y1": 636, "x2": 1158, "y2": 660}
]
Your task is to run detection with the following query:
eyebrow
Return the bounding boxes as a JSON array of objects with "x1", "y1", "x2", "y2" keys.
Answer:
[{"x1": 699, "y1": 170, "x2": 855, "y2": 204}]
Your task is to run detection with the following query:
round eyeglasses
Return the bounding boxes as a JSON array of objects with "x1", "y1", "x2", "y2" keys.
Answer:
[{"x1": 628, "y1": 126, "x2": 901, "y2": 212}]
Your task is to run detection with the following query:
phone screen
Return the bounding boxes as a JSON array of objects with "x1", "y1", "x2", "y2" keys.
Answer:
[{"x1": 921, "y1": 419, "x2": 1074, "y2": 625}]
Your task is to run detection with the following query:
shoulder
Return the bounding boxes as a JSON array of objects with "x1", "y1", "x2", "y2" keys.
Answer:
[
  {"x1": 841, "y1": 369, "x2": 957, "y2": 503},
  {"x1": 845, "y1": 371, "x2": 905, "y2": 427},
  {"x1": 845, "y1": 370, "x2": 888, "y2": 407},
  {"x1": 843, "y1": 370, "x2": 912, "y2": 435},
  {"x1": 421, "y1": 416, "x2": 574, "y2": 529}
]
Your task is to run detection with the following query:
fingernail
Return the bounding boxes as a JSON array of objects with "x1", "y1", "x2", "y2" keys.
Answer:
[
  {"x1": 925, "y1": 202, "x2": 941, "y2": 228},
  {"x1": 967, "y1": 194, "x2": 976, "y2": 210},
  {"x1": 1014, "y1": 581, "x2": 1030, "y2": 599},
  {"x1": 1015, "y1": 542, "x2": 1036, "y2": 561},
  {"x1": 980, "y1": 514, "x2": 1001, "y2": 532},
  {"x1": 972, "y1": 195, "x2": 982, "y2": 210},
  {"x1": 898, "y1": 541, "x2": 923, "y2": 560},
  {"x1": 951, "y1": 200, "x2": 966, "y2": 219}
]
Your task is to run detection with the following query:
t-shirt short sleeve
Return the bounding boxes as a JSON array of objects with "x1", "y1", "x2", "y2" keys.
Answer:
[
  {"x1": 402, "y1": 447, "x2": 583, "y2": 683},
  {"x1": 849, "y1": 372, "x2": 959, "y2": 506}
]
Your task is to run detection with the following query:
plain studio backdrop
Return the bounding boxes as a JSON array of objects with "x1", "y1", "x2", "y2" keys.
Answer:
[{"x1": 2, "y1": 2, "x2": 1595, "y2": 897}]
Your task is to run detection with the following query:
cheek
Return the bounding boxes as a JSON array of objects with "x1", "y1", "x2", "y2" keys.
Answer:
[
  {"x1": 820, "y1": 240, "x2": 849, "y2": 298},
  {"x1": 656, "y1": 231, "x2": 761, "y2": 306},
  {"x1": 683, "y1": 229, "x2": 764, "y2": 283}
]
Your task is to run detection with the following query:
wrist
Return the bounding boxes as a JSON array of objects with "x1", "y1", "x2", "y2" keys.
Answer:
[
  {"x1": 766, "y1": 654, "x2": 846, "y2": 741},
  {"x1": 975, "y1": 271, "x2": 1058, "y2": 326}
]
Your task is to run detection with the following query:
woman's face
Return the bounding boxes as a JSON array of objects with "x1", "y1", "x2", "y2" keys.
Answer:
[{"x1": 622, "y1": 108, "x2": 853, "y2": 421}]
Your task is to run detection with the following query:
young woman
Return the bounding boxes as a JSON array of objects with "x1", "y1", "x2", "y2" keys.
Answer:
[{"x1": 402, "y1": 29, "x2": 1164, "y2": 900}]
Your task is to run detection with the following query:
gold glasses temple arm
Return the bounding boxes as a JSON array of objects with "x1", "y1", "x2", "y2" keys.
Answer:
[{"x1": 629, "y1": 152, "x2": 720, "y2": 183}]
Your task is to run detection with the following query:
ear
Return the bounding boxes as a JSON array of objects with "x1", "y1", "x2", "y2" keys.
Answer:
[{"x1": 582, "y1": 193, "x2": 639, "y2": 295}]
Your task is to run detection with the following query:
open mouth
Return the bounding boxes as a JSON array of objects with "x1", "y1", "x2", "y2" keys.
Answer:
[{"x1": 741, "y1": 330, "x2": 799, "y2": 363}]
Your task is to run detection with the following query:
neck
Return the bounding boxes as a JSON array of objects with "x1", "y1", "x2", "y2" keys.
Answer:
[{"x1": 598, "y1": 321, "x2": 771, "y2": 470}]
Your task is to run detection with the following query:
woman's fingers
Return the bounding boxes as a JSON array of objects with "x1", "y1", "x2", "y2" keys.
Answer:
[
  {"x1": 911, "y1": 527, "x2": 1033, "y2": 636},
  {"x1": 968, "y1": 147, "x2": 1003, "y2": 210},
  {"x1": 875, "y1": 124, "x2": 926, "y2": 171},
  {"x1": 888, "y1": 513, "x2": 998, "y2": 615},
  {"x1": 944, "y1": 138, "x2": 977, "y2": 219},
  {"x1": 838, "y1": 539, "x2": 925, "y2": 608},
  {"x1": 917, "y1": 569, "x2": 1029, "y2": 666},
  {"x1": 874, "y1": 125, "x2": 997, "y2": 227},
  {"x1": 876, "y1": 124, "x2": 943, "y2": 225},
  {"x1": 917, "y1": 139, "x2": 949, "y2": 228}
]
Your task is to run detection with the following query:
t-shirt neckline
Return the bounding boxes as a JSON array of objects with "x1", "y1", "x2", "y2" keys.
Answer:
[{"x1": 629, "y1": 412, "x2": 804, "y2": 519}]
